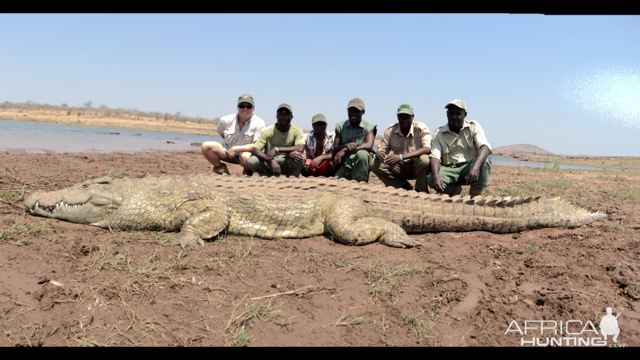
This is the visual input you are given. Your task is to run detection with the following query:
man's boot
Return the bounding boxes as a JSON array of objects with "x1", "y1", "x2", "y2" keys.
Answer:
[
  {"x1": 213, "y1": 163, "x2": 230, "y2": 176},
  {"x1": 401, "y1": 182, "x2": 414, "y2": 191},
  {"x1": 469, "y1": 186, "x2": 484, "y2": 198},
  {"x1": 449, "y1": 184, "x2": 462, "y2": 197},
  {"x1": 242, "y1": 168, "x2": 254, "y2": 177}
]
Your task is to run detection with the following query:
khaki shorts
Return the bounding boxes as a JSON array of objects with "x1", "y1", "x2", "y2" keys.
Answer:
[{"x1": 221, "y1": 151, "x2": 241, "y2": 165}]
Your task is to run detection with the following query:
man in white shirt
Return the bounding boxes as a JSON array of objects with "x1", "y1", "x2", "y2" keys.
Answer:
[{"x1": 201, "y1": 94, "x2": 267, "y2": 176}]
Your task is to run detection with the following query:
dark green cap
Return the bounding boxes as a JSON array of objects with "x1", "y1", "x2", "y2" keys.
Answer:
[
  {"x1": 397, "y1": 104, "x2": 414, "y2": 115},
  {"x1": 238, "y1": 94, "x2": 254, "y2": 106}
]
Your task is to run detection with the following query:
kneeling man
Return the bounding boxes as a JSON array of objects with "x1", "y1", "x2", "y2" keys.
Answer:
[
  {"x1": 370, "y1": 104, "x2": 431, "y2": 192},
  {"x1": 428, "y1": 99, "x2": 492, "y2": 198},
  {"x1": 301, "y1": 114, "x2": 336, "y2": 177},
  {"x1": 332, "y1": 98, "x2": 377, "y2": 182},
  {"x1": 248, "y1": 104, "x2": 306, "y2": 177},
  {"x1": 201, "y1": 94, "x2": 266, "y2": 176}
]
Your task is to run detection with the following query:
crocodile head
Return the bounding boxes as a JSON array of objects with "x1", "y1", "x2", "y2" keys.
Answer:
[{"x1": 24, "y1": 176, "x2": 125, "y2": 224}]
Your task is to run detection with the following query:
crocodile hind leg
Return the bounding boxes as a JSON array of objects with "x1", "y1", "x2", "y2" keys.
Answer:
[
  {"x1": 172, "y1": 200, "x2": 230, "y2": 250},
  {"x1": 326, "y1": 198, "x2": 421, "y2": 248}
]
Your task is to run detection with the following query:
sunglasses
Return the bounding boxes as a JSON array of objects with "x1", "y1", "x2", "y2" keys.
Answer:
[{"x1": 238, "y1": 104, "x2": 253, "y2": 109}]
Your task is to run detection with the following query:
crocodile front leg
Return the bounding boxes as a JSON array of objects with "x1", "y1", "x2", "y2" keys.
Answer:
[
  {"x1": 325, "y1": 198, "x2": 421, "y2": 248},
  {"x1": 172, "y1": 200, "x2": 230, "y2": 249}
]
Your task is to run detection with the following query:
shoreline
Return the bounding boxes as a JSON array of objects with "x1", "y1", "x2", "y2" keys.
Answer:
[
  {"x1": 0, "y1": 114, "x2": 220, "y2": 136},
  {"x1": 492, "y1": 152, "x2": 640, "y2": 171}
]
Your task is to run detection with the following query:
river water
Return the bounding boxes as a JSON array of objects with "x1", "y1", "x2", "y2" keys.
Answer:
[
  {"x1": 0, "y1": 119, "x2": 223, "y2": 154},
  {"x1": 1, "y1": 119, "x2": 637, "y2": 172}
]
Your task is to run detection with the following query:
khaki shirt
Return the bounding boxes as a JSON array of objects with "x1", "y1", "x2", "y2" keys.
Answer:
[
  {"x1": 429, "y1": 120, "x2": 492, "y2": 166},
  {"x1": 379, "y1": 121, "x2": 432, "y2": 155}
]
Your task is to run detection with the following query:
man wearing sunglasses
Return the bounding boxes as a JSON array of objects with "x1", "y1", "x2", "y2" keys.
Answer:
[{"x1": 201, "y1": 94, "x2": 266, "y2": 176}]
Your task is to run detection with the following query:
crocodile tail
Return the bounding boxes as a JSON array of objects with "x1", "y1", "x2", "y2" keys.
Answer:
[{"x1": 363, "y1": 191, "x2": 607, "y2": 233}]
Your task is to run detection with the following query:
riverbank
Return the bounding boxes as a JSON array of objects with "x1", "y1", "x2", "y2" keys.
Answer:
[
  {"x1": 0, "y1": 108, "x2": 219, "y2": 136},
  {"x1": 1, "y1": 151, "x2": 639, "y2": 346},
  {"x1": 494, "y1": 151, "x2": 640, "y2": 171}
]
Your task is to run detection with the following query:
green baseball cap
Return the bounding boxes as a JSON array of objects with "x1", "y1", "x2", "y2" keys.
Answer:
[
  {"x1": 347, "y1": 98, "x2": 365, "y2": 111},
  {"x1": 445, "y1": 99, "x2": 467, "y2": 111},
  {"x1": 312, "y1": 114, "x2": 327, "y2": 124},
  {"x1": 277, "y1": 103, "x2": 293, "y2": 114},
  {"x1": 397, "y1": 104, "x2": 414, "y2": 115},
  {"x1": 238, "y1": 94, "x2": 254, "y2": 106}
]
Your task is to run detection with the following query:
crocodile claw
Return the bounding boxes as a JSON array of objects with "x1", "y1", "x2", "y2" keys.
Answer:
[
  {"x1": 381, "y1": 235, "x2": 422, "y2": 249},
  {"x1": 377, "y1": 222, "x2": 422, "y2": 248},
  {"x1": 172, "y1": 232, "x2": 205, "y2": 250}
]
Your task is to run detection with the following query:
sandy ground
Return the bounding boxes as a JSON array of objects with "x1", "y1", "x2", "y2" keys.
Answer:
[{"x1": 1, "y1": 150, "x2": 640, "y2": 347}]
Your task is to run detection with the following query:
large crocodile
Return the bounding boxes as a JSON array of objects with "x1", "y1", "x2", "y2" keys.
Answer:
[{"x1": 24, "y1": 174, "x2": 607, "y2": 249}]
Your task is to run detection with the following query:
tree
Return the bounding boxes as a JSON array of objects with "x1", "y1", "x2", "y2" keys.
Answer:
[
  {"x1": 61, "y1": 103, "x2": 69, "y2": 109},
  {"x1": 164, "y1": 113, "x2": 169, "y2": 121},
  {"x1": 84, "y1": 101, "x2": 93, "y2": 109}
]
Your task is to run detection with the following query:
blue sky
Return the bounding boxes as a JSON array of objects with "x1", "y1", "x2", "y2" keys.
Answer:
[{"x1": 1, "y1": 14, "x2": 638, "y2": 156}]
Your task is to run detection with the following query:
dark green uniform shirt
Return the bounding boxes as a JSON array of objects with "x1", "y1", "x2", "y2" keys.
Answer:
[
  {"x1": 335, "y1": 119, "x2": 377, "y2": 144},
  {"x1": 334, "y1": 119, "x2": 377, "y2": 182}
]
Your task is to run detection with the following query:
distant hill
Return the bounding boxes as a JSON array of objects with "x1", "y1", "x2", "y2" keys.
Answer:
[{"x1": 493, "y1": 144, "x2": 554, "y2": 156}]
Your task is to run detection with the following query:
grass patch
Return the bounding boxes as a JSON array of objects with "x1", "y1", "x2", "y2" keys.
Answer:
[
  {"x1": 524, "y1": 244, "x2": 536, "y2": 255},
  {"x1": 223, "y1": 299, "x2": 282, "y2": 346},
  {"x1": 610, "y1": 224, "x2": 624, "y2": 230},
  {"x1": 0, "y1": 220, "x2": 53, "y2": 244},
  {"x1": 0, "y1": 190, "x2": 21, "y2": 202},
  {"x1": 537, "y1": 177, "x2": 572, "y2": 190},
  {"x1": 404, "y1": 311, "x2": 435, "y2": 345},
  {"x1": 363, "y1": 260, "x2": 425, "y2": 301},
  {"x1": 619, "y1": 187, "x2": 640, "y2": 203},
  {"x1": 326, "y1": 309, "x2": 364, "y2": 328},
  {"x1": 231, "y1": 326, "x2": 250, "y2": 347},
  {"x1": 87, "y1": 241, "x2": 130, "y2": 271},
  {"x1": 546, "y1": 156, "x2": 562, "y2": 173}
]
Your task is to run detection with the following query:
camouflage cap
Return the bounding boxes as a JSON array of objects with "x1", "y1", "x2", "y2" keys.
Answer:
[
  {"x1": 347, "y1": 98, "x2": 365, "y2": 111},
  {"x1": 312, "y1": 114, "x2": 327, "y2": 124},
  {"x1": 277, "y1": 103, "x2": 293, "y2": 114},
  {"x1": 445, "y1": 99, "x2": 467, "y2": 111},
  {"x1": 397, "y1": 104, "x2": 414, "y2": 115},
  {"x1": 238, "y1": 94, "x2": 254, "y2": 106}
]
